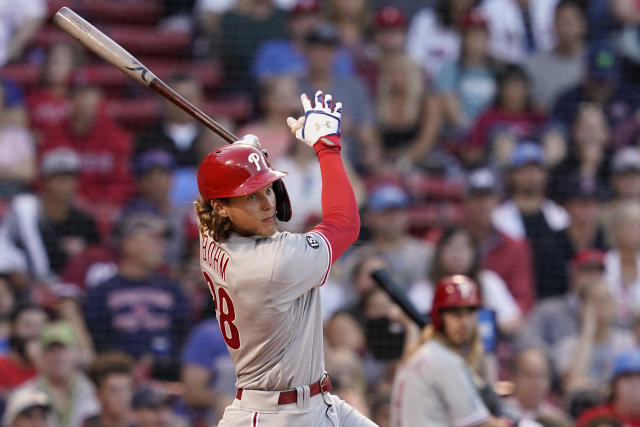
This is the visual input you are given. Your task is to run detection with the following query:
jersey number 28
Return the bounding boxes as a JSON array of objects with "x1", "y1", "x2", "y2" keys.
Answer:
[{"x1": 202, "y1": 271, "x2": 240, "y2": 349}]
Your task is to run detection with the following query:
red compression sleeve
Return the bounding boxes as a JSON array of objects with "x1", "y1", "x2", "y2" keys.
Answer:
[{"x1": 311, "y1": 135, "x2": 360, "y2": 264}]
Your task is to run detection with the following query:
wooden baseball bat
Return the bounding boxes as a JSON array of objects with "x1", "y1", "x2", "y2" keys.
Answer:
[
  {"x1": 371, "y1": 269, "x2": 428, "y2": 328},
  {"x1": 53, "y1": 6, "x2": 238, "y2": 144}
]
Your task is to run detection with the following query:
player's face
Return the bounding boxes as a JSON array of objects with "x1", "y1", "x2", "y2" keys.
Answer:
[
  {"x1": 441, "y1": 307, "x2": 477, "y2": 347},
  {"x1": 219, "y1": 184, "x2": 277, "y2": 238}
]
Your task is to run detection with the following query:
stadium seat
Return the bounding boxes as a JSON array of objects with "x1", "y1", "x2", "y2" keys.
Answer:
[
  {"x1": 0, "y1": 63, "x2": 39, "y2": 88},
  {"x1": 47, "y1": 0, "x2": 162, "y2": 26}
]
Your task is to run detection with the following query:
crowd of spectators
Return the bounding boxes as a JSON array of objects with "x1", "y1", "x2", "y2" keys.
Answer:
[{"x1": 5, "y1": 0, "x2": 640, "y2": 425}]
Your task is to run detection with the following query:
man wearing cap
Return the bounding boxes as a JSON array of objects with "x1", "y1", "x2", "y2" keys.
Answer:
[
  {"x1": 253, "y1": 0, "x2": 354, "y2": 82},
  {"x1": 364, "y1": 183, "x2": 433, "y2": 287},
  {"x1": 0, "y1": 148, "x2": 101, "y2": 281},
  {"x1": 2, "y1": 387, "x2": 52, "y2": 427},
  {"x1": 552, "y1": 42, "x2": 640, "y2": 129},
  {"x1": 517, "y1": 249, "x2": 606, "y2": 353},
  {"x1": 577, "y1": 349, "x2": 640, "y2": 426},
  {"x1": 12, "y1": 322, "x2": 99, "y2": 427},
  {"x1": 299, "y1": 23, "x2": 381, "y2": 171},
  {"x1": 84, "y1": 213, "x2": 190, "y2": 380},
  {"x1": 524, "y1": 0, "x2": 586, "y2": 110},
  {"x1": 492, "y1": 141, "x2": 570, "y2": 298},
  {"x1": 463, "y1": 168, "x2": 536, "y2": 312},
  {"x1": 610, "y1": 146, "x2": 640, "y2": 202},
  {"x1": 122, "y1": 149, "x2": 184, "y2": 266},
  {"x1": 130, "y1": 386, "x2": 174, "y2": 427}
]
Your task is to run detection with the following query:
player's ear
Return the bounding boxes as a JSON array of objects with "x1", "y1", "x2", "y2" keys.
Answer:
[{"x1": 211, "y1": 199, "x2": 229, "y2": 218}]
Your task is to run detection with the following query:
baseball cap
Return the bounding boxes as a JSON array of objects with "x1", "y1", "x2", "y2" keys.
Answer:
[
  {"x1": 114, "y1": 213, "x2": 171, "y2": 241},
  {"x1": 613, "y1": 349, "x2": 640, "y2": 378},
  {"x1": 40, "y1": 321, "x2": 77, "y2": 348},
  {"x1": 571, "y1": 249, "x2": 605, "y2": 271},
  {"x1": 291, "y1": 0, "x2": 319, "y2": 15},
  {"x1": 466, "y1": 167, "x2": 499, "y2": 196},
  {"x1": 2, "y1": 387, "x2": 51, "y2": 426},
  {"x1": 41, "y1": 148, "x2": 81, "y2": 177},
  {"x1": 612, "y1": 146, "x2": 640, "y2": 174},
  {"x1": 368, "y1": 183, "x2": 409, "y2": 212},
  {"x1": 461, "y1": 10, "x2": 488, "y2": 31},
  {"x1": 134, "y1": 149, "x2": 175, "y2": 176},
  {"x1": 132, "y1": 386, "x2": 172, "y2": 409},
  {"x1": 509, "y1": 142, "x2": 544, "y2": 169},
  {"x1": 375, "y1": 5, "x2": 407, "y2": 29},
  {"x1": 588, "y1": 43, "x2": 620, "y2": 81},
  {"x1": 305, "y1": 23, "x2": 340, "y2": 46}
]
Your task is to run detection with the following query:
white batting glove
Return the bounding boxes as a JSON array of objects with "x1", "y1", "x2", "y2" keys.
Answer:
[{"x1": 287, "y1": 91, "x2": 342, "y2": 149}]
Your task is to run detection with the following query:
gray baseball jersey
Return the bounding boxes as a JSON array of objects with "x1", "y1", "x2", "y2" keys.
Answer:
[
  {"x1": 199, "y1": 229, "x2": 331, "y2": 390},
  {"x1": 390, "y1": 339, "x2": 490, "y2": 427}
]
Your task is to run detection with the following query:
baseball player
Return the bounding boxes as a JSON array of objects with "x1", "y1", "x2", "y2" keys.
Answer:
[
  {"x1": 195, "y1": 91, "x2": 377, "y2": 427},
  {"x1": 390, "y1": 275, "x2": 514, "y2": 427}
]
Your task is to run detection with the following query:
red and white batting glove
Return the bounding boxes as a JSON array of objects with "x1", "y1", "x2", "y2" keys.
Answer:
[{"x1": 287, "y1": 91, "x2": 342, "y2": 150}]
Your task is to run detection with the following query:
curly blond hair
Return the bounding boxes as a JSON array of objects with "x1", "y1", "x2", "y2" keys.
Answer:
[{"x1": 194, "y1": 197, "x2": 232, "y2": 242}]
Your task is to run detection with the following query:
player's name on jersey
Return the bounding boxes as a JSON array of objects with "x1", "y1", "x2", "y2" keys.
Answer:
[{"x1": 202, "y1": 234, "x2": 230, "y2": 281}]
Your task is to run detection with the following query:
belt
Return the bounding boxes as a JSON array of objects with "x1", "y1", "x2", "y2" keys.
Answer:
[{"x1": 235, "y1": 376, "x2": 332, "y2": 405}]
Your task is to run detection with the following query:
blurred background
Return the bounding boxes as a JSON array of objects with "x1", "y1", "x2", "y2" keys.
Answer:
[{"x1": 3, "y1": 0, "x2": 640, "y2": 426}]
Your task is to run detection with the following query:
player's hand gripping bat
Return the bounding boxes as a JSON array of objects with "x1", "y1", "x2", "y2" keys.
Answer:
[{"x1": 54, "y1": 6, "x2": 237, "y2": 143}]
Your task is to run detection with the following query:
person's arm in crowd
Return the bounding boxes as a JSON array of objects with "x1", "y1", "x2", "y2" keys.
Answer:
[
  {"x1": 563, "y1": 299, "x2": 597, "y2": 391},
  {"x1": 58, "y1": 298, "x2": 95, "y2": 366},
  {"x1": 6, "y1": 14, "x2": 45, "y2": 63},
  {"x1": 181, "y1": 365, "x2": 233, "y2": 414}
]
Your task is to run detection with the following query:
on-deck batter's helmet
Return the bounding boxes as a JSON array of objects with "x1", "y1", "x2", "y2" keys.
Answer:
[
  {"x1": 430, "y1": 275, "x2": 482, "y2": 332},
  {"x1": 197, "y1": 143, "x2": 292, "y2": 221}
]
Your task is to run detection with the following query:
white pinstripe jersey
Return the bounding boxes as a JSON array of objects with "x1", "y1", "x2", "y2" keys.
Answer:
[{"x1": 199, "y1": 229, "x2": 332, "y2": 390}]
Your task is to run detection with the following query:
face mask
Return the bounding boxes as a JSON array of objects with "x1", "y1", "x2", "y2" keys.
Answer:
[{"x1": 364, "y1": 317, "x2": 405, "y2": 361}]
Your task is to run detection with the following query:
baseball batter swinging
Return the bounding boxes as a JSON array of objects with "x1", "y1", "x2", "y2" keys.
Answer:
[{"x1": 195, "y1": 91, "x2": 377, "y2": 427}]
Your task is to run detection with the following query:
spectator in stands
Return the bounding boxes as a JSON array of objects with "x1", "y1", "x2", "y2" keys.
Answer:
[
  {"x1": 609, "y1": 147, "x2": 640, "y2": 202},
  {"x1": 492, "y1": 141, "x2": 570, "y2": 299},
  {"x1": 553, "y1": 278, "x2": 635, "y2": 392},
  {"x1": 0, "y1": 0, "x2": 45, "y2": 65},
  {"x1": 131, "y1": 386, "x2": 175, "y2": 427},
  {"x1": 180, "y1": 318, "x2": 235, "y2": 425},
  {"x1": 325, "y1": 0, "x2": 371, "y2": 65},
  {"x1": 463, "y1": 168, "x2": 535, "y2": 312},
  {"x1": 83, "y1": 352, "x2": 135, "y2": 427},
  {"x1": 40, "y1": 83, "x2": 134, "y2": 213},
  {"x1": 84, "y1": 214, "x2": 190, "y2": 380},
  {"x1": 552, "y1": 43, "x2": 640, "y2": 130},
  {"x1": 252, "y1": 0, "x2": 354, "y2": 82},
  {"x1": 550, "y1": 104, "x2": 611, "y2": 201},
  {"x1": 479, "y1": 0, "x2": 559, "y2": 64},
  {"x1": 122, "y1": 150, "x2": 184, "y2": 267},
  {"x1": 0, "y1": 77, "x2": 27, "y2": 128},
  {"x1": 409, "y1": 226, "x2": 522, "y2": 335},
  {"x1": 0, "y1": 276, "x2": 14, "y2": 354},
  {"x1": 577, "y1": 349, "x2": 640, "y2": 427},
  {"x1": 604, "y1": 200, "x2": 640, "y2": 327},
  {"x1": 299, "y1": 23, "x2": 382, "y2": 171},
  {"x1": 237, "y1": 75, "x2": 299, "y2": 161},
  {"x1": 430, "y1": 10, "x2": 497, "y2": 153},
  {"x1": 219, "y1": 0, "x2": 287, "y2": 93},
  {"x1": 524, "y1": 0, "x2": 586, "y2": 111},
  {"x1": 518, "y1": 249, "x2": 605, "y2": 353},
  {"x1": 14, "y1": 322, "x2": 100, "y2": 427},
  {"x1": 406, "y1": 0, "x2": 478, "y2": 79},
  {"x1": 27, "y1": 42, "x2": 81, "y2": 133},
  {"x1": 466, "y1": 65, "x2": 547, "y2": 168},
  {"x1": 0, "y1": 305, "x2": 48, "y2": 396},
  {"x1": 0, "y1": 125, "x2": 36, "y2": 200},
  {"x1": 363, "y1": 183, "x2": 432, "y2": 287},
  {"x1": 504, "y1": 347, "x2": 571, "y2": 424},
  {"x1": 0, "y1": 148, "x2": 101, "y2": 281},
  {"x1": 2, "y1": 387, "x2": 52, "y2": 427}
]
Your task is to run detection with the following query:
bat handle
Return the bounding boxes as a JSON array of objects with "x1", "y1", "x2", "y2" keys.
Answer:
[{"x1": 149, "y1": 78, "x2": 238, "y2": 144}]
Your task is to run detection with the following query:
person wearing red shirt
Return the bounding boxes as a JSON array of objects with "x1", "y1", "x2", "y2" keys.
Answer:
[
  {"x1": 39, "y1": 83, "x2": 134, "y2": 221},
  {"x1": 577, "y1": 349, "x2": 640, "y2": 427},
  {"x1": 0, "y1": 305, "x2": 48, "y2": 396}
]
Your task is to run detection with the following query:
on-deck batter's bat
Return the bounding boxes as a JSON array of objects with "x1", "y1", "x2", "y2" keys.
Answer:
[
  {"x1": 370, "y1": 269, "x2": 428, "y2": 328},
  {"x1": 53, "y1": 7, "x2": 237, "y2": 143}
]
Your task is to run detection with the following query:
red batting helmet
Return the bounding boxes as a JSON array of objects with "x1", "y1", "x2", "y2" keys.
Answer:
[
  {"x1": 197, "y1": 144, "x2": 292, "y2": 221},
  {"x1": 430, "y1": 275, "x2": 482, "y2": 331}
]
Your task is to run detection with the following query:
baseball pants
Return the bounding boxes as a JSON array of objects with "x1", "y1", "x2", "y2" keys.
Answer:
[{"x1": 216, "y1": 385, "x2": 378, "y2": 427}]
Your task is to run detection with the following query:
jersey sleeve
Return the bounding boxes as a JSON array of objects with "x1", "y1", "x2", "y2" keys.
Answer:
[
  {"x1": 435, "y1": 357, "x2": 491, "y2": 427},
  {"x1": 269, "y1": 231, "x2": 332, "y2": 306}
]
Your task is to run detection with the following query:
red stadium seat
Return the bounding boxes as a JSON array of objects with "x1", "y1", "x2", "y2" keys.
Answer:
[
  {"x1": 47, "y1": 1, "x2": 162, "y2": 26},
  {"x1": 0, "y1": 63, "x2": 39, "y2": 88},
  {"x1": 406, "y1": 175, "x2": 465, "y2": 201}
]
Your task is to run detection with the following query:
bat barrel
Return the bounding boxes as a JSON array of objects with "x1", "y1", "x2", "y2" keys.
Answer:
[{"x1": 371, "y1": 269, "x2": 428, "y2": 328}]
